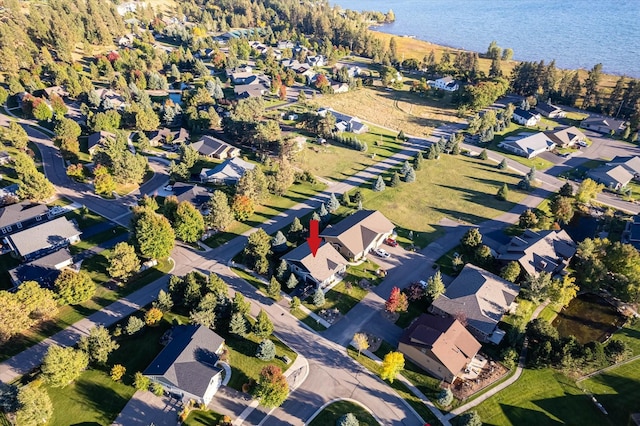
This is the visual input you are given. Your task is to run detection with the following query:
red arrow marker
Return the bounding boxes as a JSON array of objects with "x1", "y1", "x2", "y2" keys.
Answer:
[{"x1": 307, "y1": 219, "x2": 321, "y2": 257}]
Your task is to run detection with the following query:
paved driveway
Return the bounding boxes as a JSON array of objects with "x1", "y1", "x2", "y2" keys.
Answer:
[{"x1": 112, "y1": 391, "x2": 180, "y2": 426}]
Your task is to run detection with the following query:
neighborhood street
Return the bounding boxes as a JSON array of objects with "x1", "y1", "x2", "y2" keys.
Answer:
[{"x1": 1, "y1": 101, "x2": 639, "y2": 425}]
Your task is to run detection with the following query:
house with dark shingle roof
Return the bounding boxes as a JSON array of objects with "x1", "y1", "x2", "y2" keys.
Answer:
[
  {"x1": 88, "y1": 131, "x2": 116, "y2": 156},
  {"x1": 498, "y1": 229, "x2": 576, "y2": 278},
  {"x1": 200, "y1": 157, "x2": 255, "y2": 184},
  {"x1": 283, "y1": 241, "x2": 347, "y2": 288},
  {"x1": 143, "y1": 325, "x2": 224, "y2": 406},
  {"x1": 4, "y1": 216, "x2": 81, "y2": 261},
  {"x1": 9, "y1": 247, "x2": 74, "y2": 288},
  {"x1": 624, "y1": 214, "x2": 640, "y2": 251},
  {"x1": 398, "y1": 314, "x2": 481, "y2": 383},
  {"x1": 512, "y1": 108, "x2": 541, "y2": 127},
  {"x1": 190, "y1": 136, "x2": 240, "y2": 160},
  {"x1": 171, "y1": 183, "x2": 211, "y2": 208},
  {"x1": 581, "y1": 116, "x2": 626, "y2": 134},
  {"x1": 535, "y1": 102, "x2": 565, "y2": 118},
  {"x1": 320, "y1": 210, "x2": 394, "y2": 261},
  {"x1": 0, "y1": 202, "x2": 51, "y2": 236},
  {"x1": 317, "y1": 108, "x2": 369, "y2": 134},
  {"x1": 429, "y1": 264, "x2": 520, "y2": 343}
]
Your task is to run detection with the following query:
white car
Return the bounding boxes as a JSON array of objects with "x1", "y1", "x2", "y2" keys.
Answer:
[
  {"x1": 578, "y1": 140, "x2": 588, "y2": 147},
  {"x1": 373, "y1": 248, "x2": 391, "y2": 258}
]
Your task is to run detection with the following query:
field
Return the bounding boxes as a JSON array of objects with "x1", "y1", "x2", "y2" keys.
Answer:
[
  {"x1": 359, "y1": 154, "x2": 527, "y2": 243},
  {"x1": 473, "y1": 368, "x2": 609, "y2": 426},
  {"x1": 319, "y1": 86, "x2": 463, "y2": 138},
  {"x1": 308, "y1": 400, "x2": 379, "y2": 426},
  {"x1": 293, "y1": 125, "x2": 405, "y2": 182}
]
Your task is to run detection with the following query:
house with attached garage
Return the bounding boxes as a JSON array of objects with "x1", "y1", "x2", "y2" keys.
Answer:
[
  {"x1": 4, "y1": 216, "x2": 81, "y2": 261},
  {"x1": 144, "y1": 325, "x2": 224, "y2": 406},
  {"x1": 429, "y1": 264, "x2": 520, "y2": 344},
  {"x1": 148, "y1": 128, "x2": 190, "y2": 147},
  {"x1": 283, "y1": 241, "x2": 347, "y2": 288},
  {"x1": 190, "y1": 136, "x2": 240, "y2": 160},
  {"x1": 512, "y1": 108, "x2": 541, "y2": 127},
  {"x1": 581, "y1": 116, "x2": 627, "y2": 134},
  {"x1": 9, "y1": 247, "x2": 74, "y2": 288},
  {"x1": 0, "y1": 202, "x2": 52, "y2": 236},
  {"x1": 498, "y1": 132, "x2": 556, "y2": 159},
  {"x1": 587, "y1": 163, "x2": 634, "y2": 190},
  {"x1": 498, "y1": 229, "x2": 576, "y2": 278},
  {"x1": 171, "y1": 183, "x2": 211, "y2": 209},
  {"x1": 320, "y1": 210, "x2": 394, "y2": 261},
  {"x1": 535, "y1": 102, "x2": 566, "y2": 118},
  {"x1": 543, "y1": 126, "x2": 586, "y2": 148},
  {"x1": 398, "y1": 314, "x2": 482, "y2": 383},
  {"x1": 200, "y1": 157, "x2": 255, "y2": 185},
  {"x1": 606, "y1": 156, "x2": 640, "y2": 181},
  {"x1": 317, "y1": 108, "x2": 369, "y2": 134},
  {"x1": 431, "y1": 76, "x2": 459, "y2": 92}
]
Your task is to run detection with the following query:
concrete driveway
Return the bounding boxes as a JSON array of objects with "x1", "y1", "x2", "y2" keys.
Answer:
[{"x1": 112, "y1": 391, "x2": 180, "y2": 426}]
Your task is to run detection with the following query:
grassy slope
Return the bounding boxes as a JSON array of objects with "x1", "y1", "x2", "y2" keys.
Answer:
[{"x1": 308, "y1": 400, "x2": 379, "y2": 426}]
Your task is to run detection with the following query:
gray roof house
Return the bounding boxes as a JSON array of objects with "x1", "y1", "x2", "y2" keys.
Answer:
[
  {"x1": 587, "y1": 164, "x2": 633, "y2": 190},
  {"x1": 608, "y1": 156, "x2": 640, "y2": 180},
  {"x1": 0, "y1": 202, "x2": 51, "y2": 236},
  {"x1": 498, "y1": 132, "x2": 556, "y2": 159},
  {"x1": 88, "y1": 131, "x2": 116, "y2": 156},
  {"x1": 497, "y1": 229, "x2": 576, "y2": 278},
  {"x1": 171, "y1": 183, "x2": 211, "y2": 208},
  {"x1": 544, "y1": 126, "x2": 586, "y2": 147},
  {"x1": 4, "y1": 217, "x2": 81, "y2": 261},
  {"x1": 200, "y1": 157, "x2": 255, "y2": 184},
  {"x1": 283, "y1": 241, "x2": 347, "y2": 288},
  {"x1": 320, "y1": 210, "x2": 394, "y2": 261},
  {"x1": 317, "y1": 108, "x2": 369, "y2": 134},
  {"x1": 512, "y1": 108, "x2": 541, "y2": 126},
  {"x1": 624, "y1": 214, "x2": 640, "y2": 251},
  {"x1": 581, "y1": 116, "x2": 626, "y2": 134},
  {"x1": 190, "y1": 136, "x2": 240, "y2": 160},
  {"x1": 148, "y1": 128, "x2": 190, "y2": 147},
  {"x1": 9, "y1": 247, "x2": 74, "y2": 288},
  {"x1": 144, "y1": 325, "x2": 224, "y2": 406},
  {"x1": 429, "y1": 264, "x2": 520, "y2": 343},
  {"x1": 535, "y1": 102, "x2": 565, "y2": 118}
]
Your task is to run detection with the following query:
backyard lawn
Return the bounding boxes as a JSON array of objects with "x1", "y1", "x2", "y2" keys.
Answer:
[
  {"x1": 293, "y1": 125, "x2": 405, "y2": 182},
  {"x1": 204, "y1": 179, "x2": 326, "y2": 248},
  {"x1": 472, "y1": 368, "x2": 609, "y2": 426},
  {"x1": 359, "y1": 154, "x2": 527, "y2": 245},
  {"x1": 308, "y1": 400, "x2": 379, "y2": 426}
]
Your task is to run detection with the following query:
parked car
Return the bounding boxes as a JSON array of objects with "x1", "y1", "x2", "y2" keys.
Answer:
[
  {"x1": 578, "y1": 140, "x2": 588, "y2": 147},
  {"x1": 373, "y1": 248, "x2": 391, "y2": 258},
  {"x1": 384, "y1": 237, "x2": 398, "y2": 247}
]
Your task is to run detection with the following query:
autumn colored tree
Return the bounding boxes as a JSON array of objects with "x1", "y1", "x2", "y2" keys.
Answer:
[{"x1": 380, "y1": 351, "x2": 404, "y2": 383}]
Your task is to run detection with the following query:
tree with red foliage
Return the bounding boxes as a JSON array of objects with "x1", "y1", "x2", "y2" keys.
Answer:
[
  {"x1": 106, "y1": 51, "x2": 120, "y2": 63},
  {"x1": 252, "y1": 365, "x2": 289, "y2": 408},
  {"x1": 385, "y1": 287, "x2": 401, "y2": 312},
  {"x1": 278, "y1": 84, "x2": 287, "y2": 101},
  {"x1": 314, "y1": 74, "x2": 330, "y2": 91}
]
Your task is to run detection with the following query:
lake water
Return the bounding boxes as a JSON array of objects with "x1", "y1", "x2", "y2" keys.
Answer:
[{"x1": 332, "y1": 0, "x2": 640, "y2": 77}]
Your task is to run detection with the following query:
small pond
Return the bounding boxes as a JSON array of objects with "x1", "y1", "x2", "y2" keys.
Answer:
[{"x1": 552, "y1": 293, "x2": 626, "y2": 344}]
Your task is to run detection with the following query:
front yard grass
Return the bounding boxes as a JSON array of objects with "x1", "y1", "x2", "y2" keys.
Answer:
[
  {"x1": 308, "y1": 400, "x2": 379, "y2": 426},
  {"x1": 184, "y1": 410, "x2": 224, "y2": 425},
  {"x1": 359, "y1": 154, "x2": 527, "y2": 246},
  {"x1": 293, "y1": 125, "x2": 405, "y2": 182},
  {"x1": 204, "y1": 179, "x2": 326, "y2": 248},
  {"x1": 0, "y1": 258, "x2": 173, "y2": 362},
  {"x1": 473, "y1": 368, "x2": 609, "y2": 425},
  {"x1": 485, "y1": 123, "x2": 555, "y2": 170}
]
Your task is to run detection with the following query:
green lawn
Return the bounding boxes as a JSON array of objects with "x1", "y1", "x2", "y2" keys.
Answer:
[
  {"x1": 473, "y1": 368, "x2": 610, "y2": 426},
  {"x1": 581, "y1": 359, "x2": 640, "y2": 425},
  {"x1": 347, "y1": 348, "x2": 440, "y2": 425},
  {"x1": 359, "y1": 155, "x2": 527, "y2": 246},
  {"x1": 231, "y1": 267, "x2": 274, "y2": 300},
  {"x1": 204, "y1": 179, "x2": 326, "y2": 248},
  {"x1": 184, "y1": 410, "x2": 225, "y2": 425},
  {"x1": 290, "y1": 307, "x2": 327, "y2": 331},
  {"x1": 293, "y1": 125, "x2": 405, "y2": 182},
  {"x1": 308, "y1": 400, "x2": 379, "y2": 426},
  {"x1": 485, "y1": 122, "x2": 555, "y2": 170},
  {"x1": 0, "y1": 258, "x2": 173, "y2": 362}
]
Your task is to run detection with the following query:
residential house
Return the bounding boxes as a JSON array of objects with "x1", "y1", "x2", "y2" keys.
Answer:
[
  {"x1": 116, "y1": 1, "x2": 137, "y2": 15},
  {"x1": 42, "y1": 86, "x2": 69, "y2": 100},
  {"x1": 94, "y1": 88, "x2": 126, "y2": 110},
  {"x1": 429, "y1": 264, "x2": 520, "y2": 343},
  {"x1": 190, "y1": 136, "x2": 240, "y2": 159},
  {"x1": 148, "y1": 128, "x2": 190, "y2": 147},
  {"x1": 581, "y1": 116, "x2": 626, "y2": 134},
  {"x1": 498, "y1": 132, "x2": 556, "y2": 159},
  {"x1": 330, "y1": 82, "x2": 349, "y2": 94},
  {"x1": 117, "y1": 33, "x2": 136, "y2": 48},
  {"x1": 535, "y1": 102, "x2": 566, "y2": 118},
  {"x1": 9, "y1": 247, "x2": 73, "y2": 288},
  {"x1": 0, "y1": 151, "x2": 11, "y2": 165},
  {"x1": 498, "y1": 229, "x2": 576, "y2": 278},
  {"x1": 171, "y1": 183, "x2": 211, "y2": 208},
  {"x1": 431, "y1": 76, "x2": 459, "y2": 92},
  {"x1": 512, "y1": 108, "x2": 541, "y2": 126},
  {"x1": 623, "y1": 215, "x2": 640, "y2": 251},
  {"x1": 544, "y1": 126, "x2": 586, "y2": 148},
  {"x1": 277, "y1": 41, "x2": 295, "y2": 50},
  {"x1": 320, "y1": 210, "x2": 395, "y2": 261},
  {"x1": 0, "y1": 202, "x2": 51, "y2": 236},
  {"x1": 144, "y1": 325, "x2": 224, "y2": 406},
  {"x1": 306, "y1": 55, "x2": 326, "y2": 67},
  {"x1": 607, "y1": 156, "x2": 640, "y2": 180},
  {"x1": 587, "y1": 164, "x2": 633, "y2": 190},
  {"x1": 87, "y1": 131, "x2": 116, "y2": 156},
  {"x1": 234, "y1": 84, "x2": 268, "y2": 99},
  {"x1": 200, "y1": 157, "x2": 255, "y2": 184},
  {"x1": 283, "y1": 241, "x2": 347, "y2": 288},
  {"x1": 227, "y1": 66, "x2": 254, "y2": 84},
  {"x1": 317, "y1": 108, "x2": 369, "y2": 134},
  {"x1": 4, "y1": 217, "x2": 81, "y2": 261},
  {"x1": 398, "y1": 314, "x2": 482, "y2": 383}
]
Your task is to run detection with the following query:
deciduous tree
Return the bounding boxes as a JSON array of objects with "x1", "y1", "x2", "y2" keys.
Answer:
[
  {"x1": 107, "y1": 242, "x2": 140, "y2": 281},
  {"x1": 15, "y1": 384, "x2": 53, "y2": 426},
  {"x1": 500, "y1": 261, "x2": 521, "y2": 283},
  {"x1": 253, "y1": 365, "x2": 289, "y2": 408},
  {"x1": 576, "y1": 178, "x2": 603, "y2": 204},
  {"x1": 132, "y1": 208, "x2": 175, "y2": 259},
  {"x1": 144, "y1": 307, "x2": 163, "y2": 325},
  {"x1": 380, "y1": 351, "x2": 404, "y2": 383},
  {"x1": 54, "y1": 270, "x2": 96, "y2": 305},
  {"x1": 78, "y1": 326, "x2": 119, "y2": 365},
  {"x1": 174, "y1": 201, "x2": 205, "y2": 243},
  {"x1": 0, "y1": 291, "x2": 34, "y2": 342},
  {"x1": 352, "y1": 332, "x2": 369, "y2": 356},
  {"x1": 41, "y1": 345, "x2": 88, "y2": 387}
]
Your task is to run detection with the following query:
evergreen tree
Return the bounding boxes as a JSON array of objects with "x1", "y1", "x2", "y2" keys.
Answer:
[
  {"x1": 479, "y1": 149, "x2": 488, "y2": 160},
  {"x1": 327, "y1": 193, "x2": 340, "y2": 212},
  {"x1": 271, "y1": 231, "x2": 288, "y2": 252},
  {"x1": 153, "y1": 290, "x2": 174, "y2": 313},
  {"x1": 397, "y1": 130, "x2": 405, "y2": 141},
  {"x1": 425, "y1": 271, "x2": 445, "y2": 300},
  {"x1": 256, "y1": 339, "x2": 276, "y2": 361},
  {"x1": 404, "y1": 167, "x2": 416, "y2": 183},
  {"x1": 232, "y1": 292, "x2": 251, "y2": 315},
  {"x1": 318, "y1": 203, "x2": 329, "y2": 222},
  {"x1": 498, "y1": 158, "x2": 508, "y2": 170},
  {"x1": 414, "y1": 152, "x2": 423, "y2": 170},
  {"x1": 288, "y1": 217, "x2": 303, "y2": 237},
  {"x1": 275, "y1": 260, "x2": 288, "y2": 281},
  {"x1": 496, "y1": 183, "x2": 509, "y2": 201},
  {"x1": 267, "y1": 277, "x2": 281, "y2": 299},
  {"x1": 253, "y1": 310, "x2": 274, "y2": 338},
  {"x1": 229, "y1": 312, "x2": 247, "y2": 336},
  {"x1": 373, "y1": 175, "x2": 386, "y2": 191},
  {"x1": 286, "y1": 274, "x2": 298, "y2": 290},
  {"x1": 206, "y1": 190, "x2": 234, "y2": 231},
  {"x1": 390, "y1": 171, "x2": 400, "y2": 187},
  {"x1": 401, "y1": 160, "x2": 411, "y2": 176},
  {"x1": 312, "y1": 288, "x2": 325, "y2": 307}
]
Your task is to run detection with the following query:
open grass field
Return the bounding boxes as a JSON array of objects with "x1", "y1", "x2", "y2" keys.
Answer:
[
  {"x1": 0, "y1": 258, "x2": 173, "y2": 362},
  {"x1": 204, "y1": 179, "x2": 326, "y2": 248},
  {"x1": 359, "y1": 154, "x2": 527, "y2": 244},
  {"x1": 293, "y1": 125, "x2": 405, "y2": 182},
  {"x1": 473, "y1": 368, "x2": 609, "y2": 426},
  {"x1": 580, "y1": 358, "x2": 640, "y2": 425},
  {"x1": 308, "y1": 400, "x2": 379, "y2": 426},
  {"x1": 319, "y1": 86, "x2": 462, "y2": 138}
]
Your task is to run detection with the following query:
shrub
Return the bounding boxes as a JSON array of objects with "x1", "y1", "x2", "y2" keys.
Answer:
[
  {"x1": 144, "y1": 307, "x2": 163, "y2": 325},
  {"x1": 110, "y1": 364, "x2": 126, "y2": 382},
  {"x1": 337, "y1": 413, "x2": 359, "y2": 426},
  {"x1": 256, "y1": 339, "x2": 276, "y2": 361},
  {"x1": 134, "y1": 372, "x2": 150, "y2": 391},
  {"x1": 125, "y1": 316, "x2": 145, "y2": 335}
]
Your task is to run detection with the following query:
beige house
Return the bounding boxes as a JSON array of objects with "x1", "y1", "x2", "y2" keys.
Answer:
[
  {"x1": 283, "y1": 241, "x2": 346, "y2": 288},
  {"x1": 430, "y1": 264, "x2": 520, "y2": 343},
  {"x1": 398, "y1": 314, "x2": 481, "y2": 383},
  {"x1": 190, "y1": 136, "x2": 240, "y2": 160},
  {"x1": 544, "y1": 126, "x2": 586, "y2": 148},
  {"x1": 320, "y1": 210, "x2": 394, "y2": 261}
]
